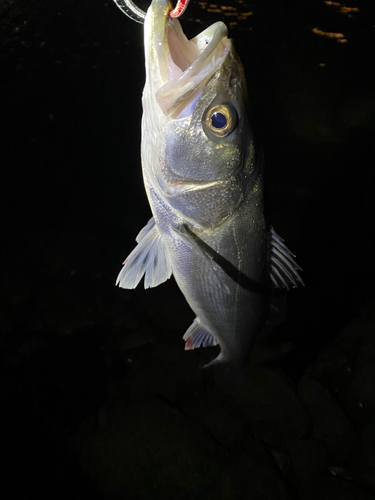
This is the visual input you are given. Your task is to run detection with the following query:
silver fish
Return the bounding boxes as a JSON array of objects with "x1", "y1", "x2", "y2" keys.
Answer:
[{"x1": 116, "y1": 0, "x2": 303, "y2": 365}]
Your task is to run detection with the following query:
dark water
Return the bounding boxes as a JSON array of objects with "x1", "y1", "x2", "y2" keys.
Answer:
[{"x1": 1, "y1": 0, "x2": 375, "y2": 498}]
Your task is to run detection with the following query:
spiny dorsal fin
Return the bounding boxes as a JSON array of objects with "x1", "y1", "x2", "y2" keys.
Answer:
[
  {"x1": 116, "y1": 217, "x2": 172, "y2": 289},
  {"x1": 269, "y1": 226, "x2": 304, "y2": 290},
  {"x1": 183, "y1": 319, "x2": 217, "y2": 350}
]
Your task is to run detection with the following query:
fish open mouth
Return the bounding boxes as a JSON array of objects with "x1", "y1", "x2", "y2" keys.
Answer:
[{"x1": 145, "y1": 0, "x2": 231, "y2": 117}]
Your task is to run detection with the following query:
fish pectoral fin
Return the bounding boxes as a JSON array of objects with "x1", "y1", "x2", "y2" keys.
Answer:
[
  {"x1": 171, "y1": 224, "x2": 231, "y2": 294},
  {"x1": 116, "y1": 217, "x2": 173, "y2": 289},
  {"x1": 183, "y1": 319, "x2": 217, "y2": 350},
  {"x1": 269, "y1": 226, "x2": 304, "y2": 290}
]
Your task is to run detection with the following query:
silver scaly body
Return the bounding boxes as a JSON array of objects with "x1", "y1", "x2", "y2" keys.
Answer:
[{"x1": 116, "y1": 0, "x2": 303, "y2": 365}]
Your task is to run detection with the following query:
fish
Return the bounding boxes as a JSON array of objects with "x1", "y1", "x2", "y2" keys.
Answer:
[{"x1": 116, "y1": 0, "x2": 303, "y2": 366}]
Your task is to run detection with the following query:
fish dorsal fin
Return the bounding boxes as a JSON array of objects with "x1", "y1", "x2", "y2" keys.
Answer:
[
  {"x1": 183, "y1": 319, "x2": 217, "y2": 350},
  {"x1": 269, "y1": 226, "x2": 304, "y2": 290},
  {"x1": 116, "y1": 217, "x2": 173, "y2": 289}
]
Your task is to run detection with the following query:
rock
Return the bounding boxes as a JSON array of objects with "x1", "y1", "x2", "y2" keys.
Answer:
[
  {"x1": 168, "y1": 363, "x2": 311, "y2": 450},
  {"x1": 346, "y1": 300, "x2": 375, "y2": 425},
  {"x1": 72, "y1": 396, "x2": 292, "y2": 500},
  {"x1": 348, "y1": 438, "x2": 375, "y2": 489},
  {"x1": 287, "y1": 437, "x2": 331, "y2": 484},
  {"x1": 308, "y1": 299, "x2": 375, "y2": 430},
  {"x1": 298, "y1": 376, "x2": 357, "y2": 461},
  {"x1": 297, "y1": 475, "x2": 375, "y2": 500},
  {"x1": 307, "y1": 323, "x2": 357, "y2": 396},
  {"x1": 242, "y1": 366, "x2": 311, "y2": 447}
]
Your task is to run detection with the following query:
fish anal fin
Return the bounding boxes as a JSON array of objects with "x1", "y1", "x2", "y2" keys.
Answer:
[
  {"x1": 116, "y1": 217, "x2": 173, "y2": 289},
  {"x1": 183, "y1": 319, "x2": 217, "y2": 350}
]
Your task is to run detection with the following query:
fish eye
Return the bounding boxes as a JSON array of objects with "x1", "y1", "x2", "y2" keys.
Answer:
[
  {"x1": 205, "y1": 104, "x2": 237, "y2": 138},
  {"x1": 211, "y1": 112, "x2": 227, "y2": 129}
]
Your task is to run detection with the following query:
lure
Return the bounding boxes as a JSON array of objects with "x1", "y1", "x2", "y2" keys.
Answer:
[{"x1": 112, "y1": 0, "x2": 189, "y2": 23}]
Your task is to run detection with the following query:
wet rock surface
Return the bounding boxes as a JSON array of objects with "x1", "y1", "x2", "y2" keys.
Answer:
[{"x1": 1, "y1": 0, "x2": 375, "y2": 499}]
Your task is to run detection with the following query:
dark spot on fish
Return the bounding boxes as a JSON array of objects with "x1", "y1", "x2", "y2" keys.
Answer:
[{"x1": 184, "y1": 225, "x2": 266, "y2": 295}]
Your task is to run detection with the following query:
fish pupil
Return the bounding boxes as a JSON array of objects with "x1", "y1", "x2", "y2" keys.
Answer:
[{"x1": 211, "y1": 112, "x2": 227, "y2": 129}]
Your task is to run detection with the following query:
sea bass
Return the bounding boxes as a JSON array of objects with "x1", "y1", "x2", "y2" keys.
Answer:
[{"x1": 116, "y1": 0, "x2": 303, "y2": 365}]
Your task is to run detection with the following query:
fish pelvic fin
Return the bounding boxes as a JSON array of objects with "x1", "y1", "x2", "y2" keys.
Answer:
[
  {"x1": 269, "y1": 226, "x2": 304, "y2": 290},
  {"x1": 116, "y1": 217, "x2": 173, "y2": 289},
  {"x1": 183, "y1": 319, "x2": 218, "y2": 350}
]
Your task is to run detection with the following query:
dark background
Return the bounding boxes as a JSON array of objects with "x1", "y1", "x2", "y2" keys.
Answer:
[{"x1": 1, "y1": 0, "x2": 375, "y2": 498}]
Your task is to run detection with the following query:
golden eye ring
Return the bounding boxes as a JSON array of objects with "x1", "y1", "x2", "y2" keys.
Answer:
[{"x1": 204, "y1": 104, "x2": 237, "y2": 138}]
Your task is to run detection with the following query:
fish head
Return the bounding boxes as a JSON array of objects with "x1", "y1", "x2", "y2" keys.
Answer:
[{"x1": 142, "y1": 0, "x2": 256, "y2": 230}]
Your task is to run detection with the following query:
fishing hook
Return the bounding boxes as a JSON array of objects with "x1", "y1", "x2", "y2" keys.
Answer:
[
  {"x1": 112, "y1": 0, "x2": 190, "y2": 24},
  {"x1": 112, "y1": 0, "x2": 146, "y2": 24}
]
